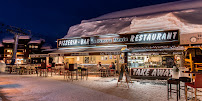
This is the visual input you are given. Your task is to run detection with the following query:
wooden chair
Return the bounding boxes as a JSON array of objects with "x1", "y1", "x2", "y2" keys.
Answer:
[
  {"x1": 194, "y1": 63, "x2": 202, "y2": 72},
  {"x1": 185, "y1": 74, "x2": 202, "y2": 101},
  {"x1": 110, "y1": 69, "x2": 116, "y2": 77}
]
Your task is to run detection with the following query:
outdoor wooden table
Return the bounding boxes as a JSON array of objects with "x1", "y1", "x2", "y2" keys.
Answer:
[
  {"x1": 78, "y1": 68, "x2": 88, "y2": 80},
  {"x1": 69, "y1": 69, "x2": 78, "y2": 81}
]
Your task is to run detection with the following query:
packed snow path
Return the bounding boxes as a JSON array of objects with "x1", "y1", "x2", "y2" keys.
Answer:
[{"x1": 0, "y1": 74, "x2": 201, "y2": 101}]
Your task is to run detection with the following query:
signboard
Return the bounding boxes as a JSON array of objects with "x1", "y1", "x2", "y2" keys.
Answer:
[
  {"x1": 90, "y1": 35, "x2": 128, "y2": 45},
  {"x1": 58, "y1": 30, "x2": 179, "y2": 48},
  {"x1": 180, "y1": 33, "x2": 202, "y2": 45},
  {"x1": 129, "y1": 30, "x2": 179, "y2": 44},
  {"x1": 131, "y1": 68, "x2": 172, "y2": 78},
  {"x1": 30, "y1": 54, "x2": 49, "y2": 58},
  {"x1": 57, "y1": 37, "x2": 90, "y2": 48}
]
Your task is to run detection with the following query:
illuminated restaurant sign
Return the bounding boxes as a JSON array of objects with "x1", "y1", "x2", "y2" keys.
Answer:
[
  {"x1": 57, "y1": 30, "x2": 179, "y2": 48},
  {"x1": 129, "y1": 30, "x2": 179, "y2": 44},
  {"x1": 58, "y1": 37, "x2": 90, "y2": 48},
  {"x1": 131, "y1": 68, "x2": 172, "y2": 77}
]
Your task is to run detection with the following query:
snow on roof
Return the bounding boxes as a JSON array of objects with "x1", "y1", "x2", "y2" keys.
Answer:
[
  {"x1": 19, "y1": 35, "x2": 30, "y2": 39},
  {"x1": 28, "y1": 40, "x2": 41, "y2": 44},
  {"x1": 63, "y1": 0, "x2": 202, "y2": 38},
  {"x1": 42, "y1": 48, "x2": 57, "y2": 52},
  {"x1": 41, "y1": 46, "x2": 52, "y2": 50},
  {"x1": 84, "y1": 0, "x2": 202, "y2": 22},
  {"x1": 64, "y1": 8, "x2": 202, "y2": 38},
  {"x1": 28, "y1": 39, "x2": 45, "y2": 44},
  {"x1": 2, "y1": 39, "x2": 14, "y2": 43}
]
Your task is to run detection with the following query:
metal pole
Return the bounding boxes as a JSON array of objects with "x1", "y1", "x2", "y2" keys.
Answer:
[{"x1": 11, "y1": 34, "x2": 19, "y2": 65}]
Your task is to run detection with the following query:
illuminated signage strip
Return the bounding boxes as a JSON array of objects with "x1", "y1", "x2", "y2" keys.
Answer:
[
  {"x1": 57, "y1": 30, "x2": 179, "y2": 48},
  {"x1": 131, "y1": 68, "x2": 172, "y2": 77}
]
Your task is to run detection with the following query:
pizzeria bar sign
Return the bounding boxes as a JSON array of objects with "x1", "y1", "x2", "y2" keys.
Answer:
[{"x1": 58, "y1": 30, "x2": 179, "y2": 48}]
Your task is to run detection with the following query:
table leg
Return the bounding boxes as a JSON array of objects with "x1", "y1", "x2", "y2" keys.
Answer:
[
  {"x1": 177, "y1": 84, "x2": 178, "y2": 101},
  {"x1": 51, "y1": 68, "x2": 52, "y2": 77},
  {"x1": 76, "y1": 70, "x2": 78, "y2": 80},
  {"x1": 179, "y1": 83, "x2": 180, "y2": 99},
  {"x1": 86, "y1": 69, "x2": 88, "y2": 80},
  {"x1": 170, "y1": 84, "x2": 172, "y2": 97},
  {"x1": 185, "y1": 85, "x2": 188, "y2": 101},
  {"x1": 81, "y1": 70, "x2": 82, "y2": 80},
  {"x1": 167, "y1": 84, "x2": 169, "y2": 100}
]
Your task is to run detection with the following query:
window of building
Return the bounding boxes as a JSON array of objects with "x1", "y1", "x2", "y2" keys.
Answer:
[
  {"x1": 128, "y1": 52, "x2": 182, "y2": 68},
  {"x1": 29, "y1": 45, "x2": 32, "y2": 48},
  {"x1": 7, "y1": 50, "x2": 12, "y2": 52},
  {"x1": 35, "y1": 46, "x2": 38, "y2": 48},
  {"x1": 6, "y1": 55, "x2": 12, "y2": 57},
  {"x1": 6, "y1": 60, "x2": 12, "y2": 64}
]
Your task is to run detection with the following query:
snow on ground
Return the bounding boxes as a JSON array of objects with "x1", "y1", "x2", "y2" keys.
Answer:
[{"x1": 0, "y1": 74, "x2": 201, "y2": 101}]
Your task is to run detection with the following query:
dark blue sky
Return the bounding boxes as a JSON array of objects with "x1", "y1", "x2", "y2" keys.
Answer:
[{"x1": 0, "y1": 0, "x2": 179, "y2": 48}]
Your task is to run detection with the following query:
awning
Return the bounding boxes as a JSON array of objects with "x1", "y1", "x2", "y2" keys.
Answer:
[
  {"x1": 50, "y1": 45, "x2": 125, "y2": 54},
  {"x1": 29, "y1": 54, "x2": 49, "y2": 58},
  {"x1": 131, "y1": 46, "x2": 185, "y2": 53}
]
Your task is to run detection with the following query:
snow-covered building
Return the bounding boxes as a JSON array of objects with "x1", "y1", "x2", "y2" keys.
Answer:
[
  {"x1": 1, "y1": 36, "x2": 53, "y2": 64},
  {"x1": 56, "y1": 0, "x2": 202, "y2": 79}
]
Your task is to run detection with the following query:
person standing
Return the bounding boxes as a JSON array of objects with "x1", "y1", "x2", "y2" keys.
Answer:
[{"x1": 41, "y1": 60, "x2": 46, "y2": 77}]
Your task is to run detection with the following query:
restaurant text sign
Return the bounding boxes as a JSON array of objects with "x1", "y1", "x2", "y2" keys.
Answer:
[
  {"x1": 129, "y1": 30, "x2": 179, "y2": 44},
  {"x1": 131, "y1": 68, "x2": 172, "y2": 77},
  {"x1": 58, "y1": 37, "x2": 90, "y2": 48},
  {"x1": 58, "y1": 30, "x2": 179, "y2": 48}
]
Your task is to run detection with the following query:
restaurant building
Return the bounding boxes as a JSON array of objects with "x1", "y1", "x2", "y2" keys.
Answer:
[{"x1": 55, "y1": 0, "x2": 202, "y2": 78}]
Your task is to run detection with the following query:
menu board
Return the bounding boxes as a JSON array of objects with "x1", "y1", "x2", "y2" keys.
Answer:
[
  {"x1": 166, "y1": 57, "x2": 174, "y2": 68},
  {"x1": 58, "y1": 30, "x2": 179, "y2": 48}
]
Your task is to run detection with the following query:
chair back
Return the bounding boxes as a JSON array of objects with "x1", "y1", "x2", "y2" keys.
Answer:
[
  {"x1": 195, "y1": 74, "x2": 202, "y2": 88},
  {"x1": 69, "y1": 64, "x2": 74, "y2": 71}
]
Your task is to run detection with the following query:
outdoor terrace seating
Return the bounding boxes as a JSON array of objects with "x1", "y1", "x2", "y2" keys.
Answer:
[{"x1": 185, "y1": 73, "x2": 202, "y2": 101}]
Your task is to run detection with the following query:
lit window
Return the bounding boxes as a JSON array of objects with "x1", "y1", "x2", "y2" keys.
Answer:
[
  {"x1": 35, "y1": 46, "x2": 38, "y2": 48},
  {"x1": 7, "y1": 50, "x2": 12, "y2": 52},
  {"x1": 29, "y1": 45, "x2": 32, "y2": 48},
  {"x1": 7, "y1": 55, "x2": 12, "y2": 57},
  {"x1": 31, "y1": 45, "x2": 35, "y2": 48}
]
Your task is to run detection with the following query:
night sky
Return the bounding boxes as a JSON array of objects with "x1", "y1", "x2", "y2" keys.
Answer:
[{"x1": 0, "y1": 0, "x2": 180, "y2": 48}]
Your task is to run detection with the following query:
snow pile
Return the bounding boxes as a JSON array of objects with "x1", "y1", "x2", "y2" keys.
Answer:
[
  {"x1": 84, "y1": 0, "x2": 202, "y2": 22},
  {"x1": 1, "y1": 74, "x2": 201, "y2": 101},
  {"x1": 129, "y1": 13, "x2": 202, "y2": 34},
  {"x1": 64, "y1": 0, "x2": 202, "y2": 38}
]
